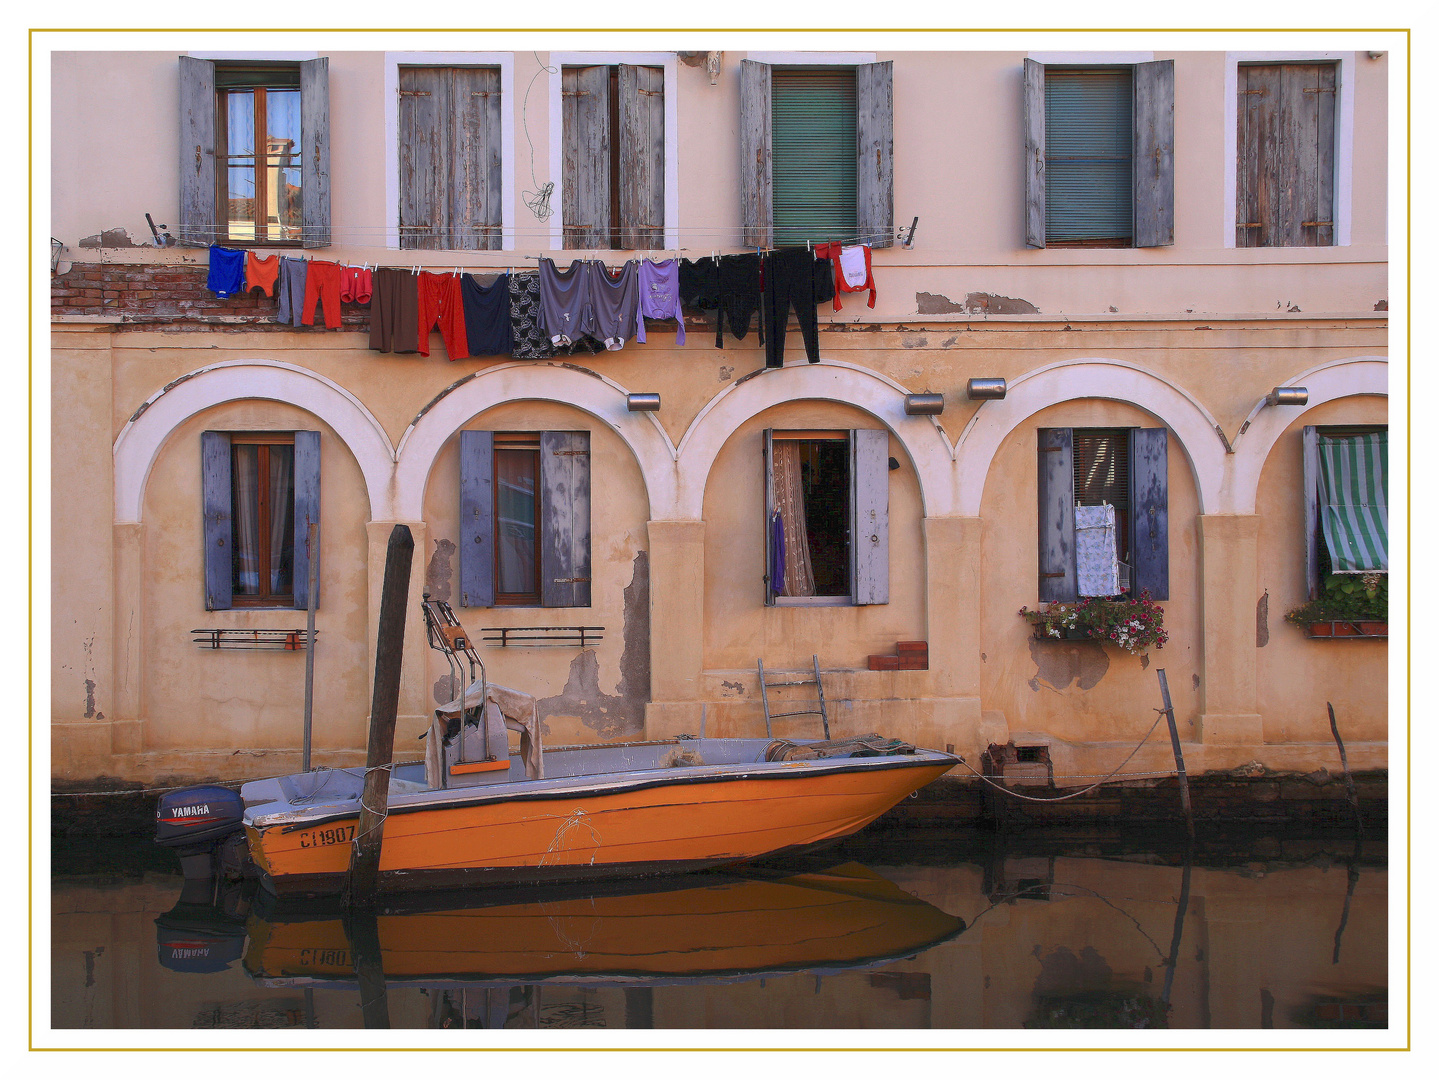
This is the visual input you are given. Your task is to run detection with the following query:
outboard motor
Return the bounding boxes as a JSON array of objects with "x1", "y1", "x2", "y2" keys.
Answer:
[{"x1": 155, "y1": 785, "x2": 246, "y2": 882}]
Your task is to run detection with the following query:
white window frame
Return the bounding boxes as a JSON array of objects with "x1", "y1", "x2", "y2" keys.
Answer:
[
  {"x1": 1224, "y1": 51, "x2": 1355, "y2": 248},
  {"x1": 548, "y1": 52, "x2": 679, "y2": 250},
  {"x1": 384, "y1": 52, "x2": 516, "y2": 251}
]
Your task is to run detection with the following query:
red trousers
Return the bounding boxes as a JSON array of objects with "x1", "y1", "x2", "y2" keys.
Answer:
[
  {"x1": 417, "y1": 271, "x2": 470, "y2": 359},
  {"x1": 300, "y1": 260, "x2": 343, "y2": 329}
]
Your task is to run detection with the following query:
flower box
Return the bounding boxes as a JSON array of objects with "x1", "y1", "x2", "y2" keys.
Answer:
[
  {"x1": 1305, "y1": 620, "x2": 1387, "y2": 639},
  {"x1": 1019, "y1": 590, "x2": 1168, "y2": 656}
]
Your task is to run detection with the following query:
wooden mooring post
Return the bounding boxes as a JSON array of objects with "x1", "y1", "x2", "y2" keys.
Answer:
[
  {"x1": 1156, "y1": 669, "x2": 1195, "y2": 840},
  {"x1": 302, "y1": 521, "x2": 319, "y2": 773},
  {"x1": 343, "y1": 524, "x2": 414, "y2": 910}
]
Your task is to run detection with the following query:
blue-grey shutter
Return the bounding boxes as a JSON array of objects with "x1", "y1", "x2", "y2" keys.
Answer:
[
  {"x1": 763, "y1": 428, "x2": 777, "y2": 607},
  {"x1": 1044, "y1": 68, "x2": 1133, "y2": 243},
  {"x1": 1038, "y1": 427, "x2": 1077, "y2": 602},
  {"x1": 299, "y1": 57, "x2": 330, "y2": 248},
  {"x1": 541, "y1": 430, "x2": 591, "y2": 608},
  {"x1": 1302, "y1": 425, "x2": 1320, "y2": 599},
  {"x1": 563, "y1": 65, "x2": 610, "y2": 249},
  {"x1": 460, "y1": 429, "x2": 495, "y2": 608},
  {"x1": 201, "y1": 431, "x2": 233, "y2": 611},
  {"x1": 855, "y1": 61, "x2": 893, "y2": 249},
  {"x1": 1022, "y1": 58, "x2": 1046, "y2": 249},
  {"x1": 618, "y1": 63, "x2": 665, "y2": 250},
  {"x1": 178, "y1": 56, "x2": 217, "y2": 247},
  {"x1": 1132, "y1": 60, "x2": 1174, "y2": 248},
  {"x1": 850, "y1": 429, "x2": 890, "y2": 605},
  {"x1": 291, "y1": 430, "x2": 320, "y2": 610},
  {"x1": 1128, "y1": 427, "x2": 1169, "y2": 600},
  {"x1": 739, "y1": 60, "x2": 773, "y2": 248},
  {"x1": 771, "y1": 68, "x2": 857, "y2": 246}
]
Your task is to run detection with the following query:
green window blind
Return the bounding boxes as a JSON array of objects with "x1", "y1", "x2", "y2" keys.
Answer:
[
  {"x1": 1045, "y1": 69, "x2": 1133, "y2": 242},
  {"x1": 772, "y1": 69, "x2": 856, "y2": 246},
  {"x1": 1317, "y1": 432, "x2": 1388, "y2": 573}
]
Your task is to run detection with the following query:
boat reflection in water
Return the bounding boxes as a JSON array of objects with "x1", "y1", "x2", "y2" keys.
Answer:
[{"x1": 214, "y1": 862, "x2": 964, "y2": 1026}]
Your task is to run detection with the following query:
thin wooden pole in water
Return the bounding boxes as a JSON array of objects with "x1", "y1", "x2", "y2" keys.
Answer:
[
  {"x1": 302, "y1": 521, "x2": 319, "y2": 773},
  {"x1": 1156, "y1": 669, "x2": 1194, "y2": 840},
  {"x1": 1327, "y1": 701, "x2": 1363, "y2": 830},
  {"x1": 344, "y1": 524, "x2": 413, "y2": 910}
]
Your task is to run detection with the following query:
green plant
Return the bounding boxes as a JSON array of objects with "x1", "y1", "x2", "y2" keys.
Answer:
[
  {"x1": 1284, "y1": 572, "x2": 1387, "y2": 625},
  {"x1": 1019, "y1": 590, "x2": 1169, "y2": 656}
]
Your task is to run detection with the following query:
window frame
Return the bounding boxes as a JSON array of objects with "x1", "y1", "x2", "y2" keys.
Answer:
[
  {"x1": 1224, "y1": 52, "x2": 1355, "y2": 249},
  {"x1": 201, "y1": 429, "x2": 320, "y2": 612},
  {"x1": 1023, "y1": 54, "x2": 1173, "y2": 250},
  {"x1": 384, "y1": 52, "x2": 516, "y2": 251},
  {"x1": 548, "y1": 52, "x2": 678, "y2": 251},
  {"x1": 214, "y1": 69, "x2": 304, "y2": 246},
  {"x1": 179, "y1": 53, "x2": 329, "y2": 249},
  {"x1": 763, "y1": 427, "x2": 889, "y2": 608},
  {"x1": 740, "y1": 54, "x2": 893, "y2": 250},
  {"x1": 459, "y1": 429, "x2": 592, "y2": 609}
]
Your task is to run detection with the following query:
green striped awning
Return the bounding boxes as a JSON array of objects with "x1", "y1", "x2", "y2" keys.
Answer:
[{"x1": 1317, "y1": 432, "x2": 1388, "y2": 573}]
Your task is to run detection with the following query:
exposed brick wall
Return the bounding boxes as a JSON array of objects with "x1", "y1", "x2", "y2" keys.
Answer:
[{"x1": 51, "y1": 261, "x2": 370, "y2": 330}]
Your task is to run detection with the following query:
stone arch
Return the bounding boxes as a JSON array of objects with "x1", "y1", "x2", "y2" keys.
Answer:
[
  {"x1": 953, "y1": 359, "x2": 1230, "y2": 515},
  {"x1": 392, "y1": 362, "x2": 679, "y2": 521},
  {"x1": 1227, "y1": 357, "x2": 1388, "y2": 514},
  {"x1": 674, "y1": 360, "x2": 957, "y2": 518},
  {"x1": 112, "y1": 359, "x2": 395, "y2": 524}
]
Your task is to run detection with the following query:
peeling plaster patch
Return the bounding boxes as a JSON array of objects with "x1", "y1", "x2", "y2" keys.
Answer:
[
  {"x1": 964, "y1": 292, "x2": 1039, "y2": 315},
  {"x1": 1375, "y1": 300, "x2": 1388, "y2": 311},
  {"x1": 901, "y1": 335, "x2": 929, "y2": 349},
  {"x1": 79, "y1": 228, "x2": 139, "y2": 248},
  {"x1": 426, "y1": 538, "x2": 457, "y2": 603},
  {"x1": 1256, "y1": 590, "x2": 1270, "y2": 647},
  {"x1": 940, "y1": 336, "x2": 958, "y2": 348},
  {"x1": 535, "y1": 551, "x2": 650, "y2": 738},
  {"x1": 1192, "y1": 674, "x2": 1201, "y2": 692},
  {"x1": 84, "y1": 679, "x2": 97, "y2": 719},
  {"x1": 980, "y1": 653, "x2": 987, "y2": 664},
  {"x1": 1140, "y1": 653, "x2": 1150, "y2": 670},
  {"x1": 719, "y1": 365, "x2": 734, "y2": 382},
  {"x1": 915, "y1": 291, "x2": 965, "y2": 315},
  {"x1": 1026, "y1": 638, "x2": 1109, "y2": 692},
  {"x1": 1109, "y1": 306, "x2": 1119, "y2": 313},
  {"x1": 720, "y1": 680, "x2": 745, "y2": 697}
]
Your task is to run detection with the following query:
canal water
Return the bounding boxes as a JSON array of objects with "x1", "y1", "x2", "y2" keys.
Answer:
[{"x1": 48, "y1": 828, "x2": 1388, "y2": 1043}]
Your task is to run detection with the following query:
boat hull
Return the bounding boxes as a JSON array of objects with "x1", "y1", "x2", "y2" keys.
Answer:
[{"x1": 245, "y1": 750, "x2": 954, "y2": 896}]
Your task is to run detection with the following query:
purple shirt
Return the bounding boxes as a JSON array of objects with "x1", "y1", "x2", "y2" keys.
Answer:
[{"x1": 636, "y1": 259, "x2": 685, "y2": 345}]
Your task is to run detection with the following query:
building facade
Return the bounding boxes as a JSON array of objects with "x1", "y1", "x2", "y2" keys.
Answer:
[{"x1": 49, "y1": 46, "x2": 1390, "y2": 787}]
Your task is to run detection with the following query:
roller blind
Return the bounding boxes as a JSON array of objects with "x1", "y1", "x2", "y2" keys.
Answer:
[
  {"x1": 772, "y1": 69, "x2": 857, "y2": 246},
  {"x1": 1045, "y1": 69, "x2": 1133, "y2": 242}
]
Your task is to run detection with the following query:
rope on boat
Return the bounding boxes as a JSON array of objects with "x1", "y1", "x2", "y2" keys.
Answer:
[
  {"x1": 351, "y1": 761, "x2": 398, "y2": 846},
  {"x1": 956, "y1": 707, "x2": 1170, "y2": 803}
]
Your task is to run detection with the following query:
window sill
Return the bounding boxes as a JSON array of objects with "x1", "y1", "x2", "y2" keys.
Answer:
[
  {"x1": 772, "y1": 595, "x2": 853, "y2": 607},
  {"x1": 1302, "y1": 621, "x2": 1387, "y2": 639}
]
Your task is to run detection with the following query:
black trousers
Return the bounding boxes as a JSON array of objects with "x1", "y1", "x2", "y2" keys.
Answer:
[{"x1": 763, "y1": 248, "x2": 825, "y2": 367}]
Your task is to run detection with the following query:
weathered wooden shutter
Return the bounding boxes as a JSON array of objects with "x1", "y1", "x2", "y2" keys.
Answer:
[
  {"x1": 1022, "y1": 58, "x2": 1046, "y2": 249},
  {"x1": 398, "y1": 66, "x2": 444, "y2": 250},
  {"x1": 454, "y1": 66, "x2": 503, "y2": 251},
  {"x1": 618, "y1": 64, "x2": 664, "y2": 250},
  {"x1": 1037, "y1": 427, "x2": 1077, "y2": 602},
  {"x1": 540, "y1": 431, "x2": 591, "y2": 608},
  {"x1": 201, "y1": 431, "x2": 233, "y2": 610},
  {"x1": 459, "y1": 430, "x2": 496, "y2": 608},
  {"x1": 1236, "y1": 62, "x2": 1336, "y2": 248},
  {"x1": 739, "y1": 59, "x2": 773, "y2": 248},
  {"x1": 1128, "y1": 427, "x2": 1169, "y2": 600},
  {"x1": 1133, "y1": 60, "x2": 1175, "y2": 248},
  {"x1": 299, "y1": 56, "x2": 330, "y2": 248},
  {"x1": 856, "y1": 61, "x2": 894, "y2": 249},
  {"x1": 178, "y1": 56, "x2": 217, "y2": 247},
  {"x1": 291, "y1": 430, "x2": 321, "y2": 610},
  {"x1": 763, "y1": 429, "x2": 777, "y2": 607},
  {"x1": 563, "y1": 66, "x2": 610, "y2": 249},
  {"x1": 850, "y1": 429, "x2": 890, "y2": 605},
  {"x1": 1302, "y1": 425, "x2": 1321, "y2": 599}
]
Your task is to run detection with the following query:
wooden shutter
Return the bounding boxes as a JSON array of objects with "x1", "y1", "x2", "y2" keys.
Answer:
[
  {"x1": 618, "y1": 64, "x2": 664, "y2": 250},
  {"x1": 398, "y1": 66, "x2": 444, "y2": 250},
  {"x1": 563, "y1": 66, "x2": 610, "y2": 249},
  {"x1": 178, "y1": 56, "x2": 217, "y2": 247},
  {"x1": 291, "y1": 430, "x2": 321, "y2": 610},
  {"x1": 1128, "y1": 427, "x2": 1169, "y2": 600},
  {"x1": 856, "y1": 61, "x2": 894, "y2": 249},
  {"x1": 1237, "y1": 63, "x2": 1337, "y2": 248},
  {"x1": 1022, "y1": 58, "x2": 1046, "y2": 249},
  {"x1": 850, "y1": 429, "x2": 890, "y2": 605},
  {"x1": 459, "y1": 430, "x2": 496, "y2": 608},
  {"x1": 299, "y1": 56, "x2": 330, "y2": 248},
  {"x1": 1302, "y1": 425, "x2": 1320, "y2": 599},
  {"x1": 763, "y1": 429, "x2": 777, "y2": 606},
  {"x1": 739, "y1": 59, "x2": 773, "y2": 248},
  {"x1": 454, "y1": 66, "x2": 503, "y2": 251},
  {"x1": 1037, "y1": 427, "x2": 1076, "y2": 602},
  {"x1": 1133, "y1": 60, "x2": 1175, "y2": 248},
  {"x1": 201, "y1": 431, "x2": 233, "y2": 611},
  {"x1": 540, "y1": 431, "x2": 591, "y2": 608}
]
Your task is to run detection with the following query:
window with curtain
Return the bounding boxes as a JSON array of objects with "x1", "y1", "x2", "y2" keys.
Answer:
[
  {"x1": 216, "y1": 65, "x2": 304, "y2": 244},
  {"x1": 1307, "y1": 427, "x2": 1387, "y2": 581}
]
